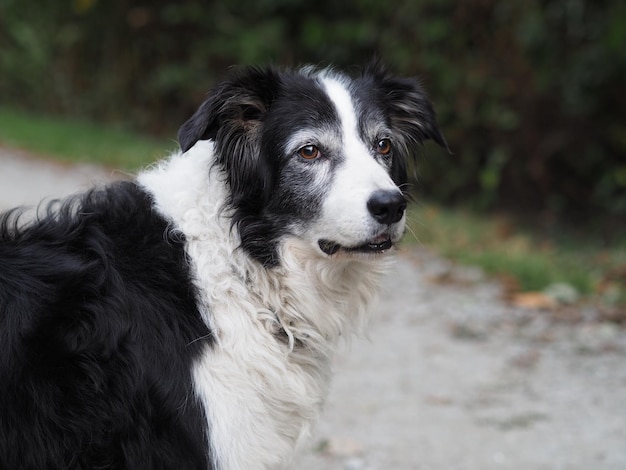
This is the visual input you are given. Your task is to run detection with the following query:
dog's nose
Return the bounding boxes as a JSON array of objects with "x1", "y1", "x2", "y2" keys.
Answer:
[{"x1": 367, "y1": 190, "x2": 407, "y2": 225}]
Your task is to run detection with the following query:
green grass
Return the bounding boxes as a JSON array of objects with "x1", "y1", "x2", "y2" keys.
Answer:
[
  {"x1": 0, "y1": 107, "x2": 175, "y2": 169},
  {"x1": 406, "y1": 204, "x2": 626, "y2": 302}
]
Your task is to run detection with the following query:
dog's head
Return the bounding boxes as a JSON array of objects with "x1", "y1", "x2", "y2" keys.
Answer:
[{"x1": 179, "y1": 64, "x2": 447, "y2": 267}]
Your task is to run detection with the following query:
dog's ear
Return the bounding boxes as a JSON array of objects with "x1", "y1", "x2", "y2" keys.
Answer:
[
  {"x1": 177, "y1": 97, "x2": 218, "y2": 153},
  {"x1": 364, "y1": 63, "x2": 448, "y2": 186},
  {"x1": 366, "y1": 62, "x2": 448, "y2": 149},
  {"x1": 178, "y1": 67, "x2": 282, "y2": 212},
  {"x1": 178, "y1": 67, "x2": 281, "y2": 153}
]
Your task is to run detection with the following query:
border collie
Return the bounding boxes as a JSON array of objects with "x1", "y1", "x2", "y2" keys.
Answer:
[{"x1": 0, "y1": 64, "x2": 445, "y2": 469}]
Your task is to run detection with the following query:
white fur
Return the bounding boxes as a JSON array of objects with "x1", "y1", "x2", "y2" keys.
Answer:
[{"x1": 137, "y1": 78, "x2": 396, "y2": 469}]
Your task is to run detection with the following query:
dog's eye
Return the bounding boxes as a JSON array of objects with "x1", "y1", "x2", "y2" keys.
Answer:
[
  {"x1": 298, "y1": 145, "x2": 320, "y2": 160},
  {"x1": 376, "y1": 139, "x2": 392, "y2": 156}
]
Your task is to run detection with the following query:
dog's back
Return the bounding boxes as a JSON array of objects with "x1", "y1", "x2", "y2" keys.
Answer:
[{"x1": 0, "y1": 182, "x2": 211, "y2": 469}]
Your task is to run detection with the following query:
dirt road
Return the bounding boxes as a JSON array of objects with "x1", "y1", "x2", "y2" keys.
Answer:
[{"x1": 2, "y1": 149, "x2": 625, "y2": 469}]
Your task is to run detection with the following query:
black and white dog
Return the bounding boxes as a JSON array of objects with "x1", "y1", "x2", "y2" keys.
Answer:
[{"x1": 0, "y1": 64, "x2": 445, "y2": 469}]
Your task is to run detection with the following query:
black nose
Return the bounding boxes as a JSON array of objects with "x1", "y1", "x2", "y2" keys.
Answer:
[{"x1": 367, "y1": 190, "x2": 407, "y2": 225}]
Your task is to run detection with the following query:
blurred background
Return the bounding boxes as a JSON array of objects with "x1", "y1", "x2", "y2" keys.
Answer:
[
  {"x1": 1, "y1": 0, "x2": 625, "y2": 309},
  {"x1": 2, "y1": 2, "x2": 626, "y2": 468}
]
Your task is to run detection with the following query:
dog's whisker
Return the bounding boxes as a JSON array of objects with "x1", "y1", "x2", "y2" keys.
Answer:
[{"x1": 187, "y1": 333, "x2": 213, "y2": 347}]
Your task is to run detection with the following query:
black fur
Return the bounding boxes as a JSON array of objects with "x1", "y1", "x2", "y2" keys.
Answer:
[
  {"x1": 0, "y1": 182, "x2": 212, "y2": 470},
  {"x1": 179, "y1": 65, "x2": 446, "y2": 266}
]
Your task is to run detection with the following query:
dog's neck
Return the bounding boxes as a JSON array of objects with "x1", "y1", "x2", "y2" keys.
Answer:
[{"x1": 138, "y1": 142, "x2": 391, "y2": 354}]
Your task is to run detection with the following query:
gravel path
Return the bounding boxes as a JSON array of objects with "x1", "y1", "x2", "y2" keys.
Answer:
[{"x1": 2, "y1": 149, "x2": 625, "y2": 469}]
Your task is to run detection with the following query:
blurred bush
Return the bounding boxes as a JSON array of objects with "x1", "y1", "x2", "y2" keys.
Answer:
[{"x1": 1, "y1": 0, "x2": 624, "y2": 217}]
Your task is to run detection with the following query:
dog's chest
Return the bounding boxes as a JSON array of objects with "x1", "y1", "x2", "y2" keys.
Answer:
[{"x1": 190, "y1": 268, "x2": 333, "y2": 470}]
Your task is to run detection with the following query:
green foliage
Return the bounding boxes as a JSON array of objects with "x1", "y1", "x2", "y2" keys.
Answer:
[{"x1": 0, "y1": 0, "x2": 624, "y2": 216}]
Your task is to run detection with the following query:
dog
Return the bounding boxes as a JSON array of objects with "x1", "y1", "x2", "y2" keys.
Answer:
[{"x1": 0, "y1": 64, "x2": 445, "y2": 469}]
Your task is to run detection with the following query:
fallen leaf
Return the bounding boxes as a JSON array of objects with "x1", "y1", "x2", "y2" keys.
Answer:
[{"x1": 511, "y1": 292, "x2": 557, "y2": 309}]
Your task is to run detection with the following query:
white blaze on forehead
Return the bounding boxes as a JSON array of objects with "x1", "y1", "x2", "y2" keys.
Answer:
[
  {"x1": 319, "y1": 75, "x2": 359, "y2": 142},
  {"x1": 318, "y1": 73, "x2": 397, "y2": 191}
]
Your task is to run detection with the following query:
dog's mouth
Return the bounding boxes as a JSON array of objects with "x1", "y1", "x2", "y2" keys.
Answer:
[{"x1": 318, "y1": 235, "x2": 394, "y2": 256}]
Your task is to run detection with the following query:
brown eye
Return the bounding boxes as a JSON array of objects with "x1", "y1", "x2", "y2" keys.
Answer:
[
  {"x1": 376, "y1": 138, "x2": 392, "y2": 156},
  {"x1": 298, "y1": 145, "x2": 320, "y2": 160}
]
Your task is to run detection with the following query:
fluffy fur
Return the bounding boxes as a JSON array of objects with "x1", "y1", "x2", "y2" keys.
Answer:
[{"x1": 0, "y1": 64, "x2": 445, "y2": 469}]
